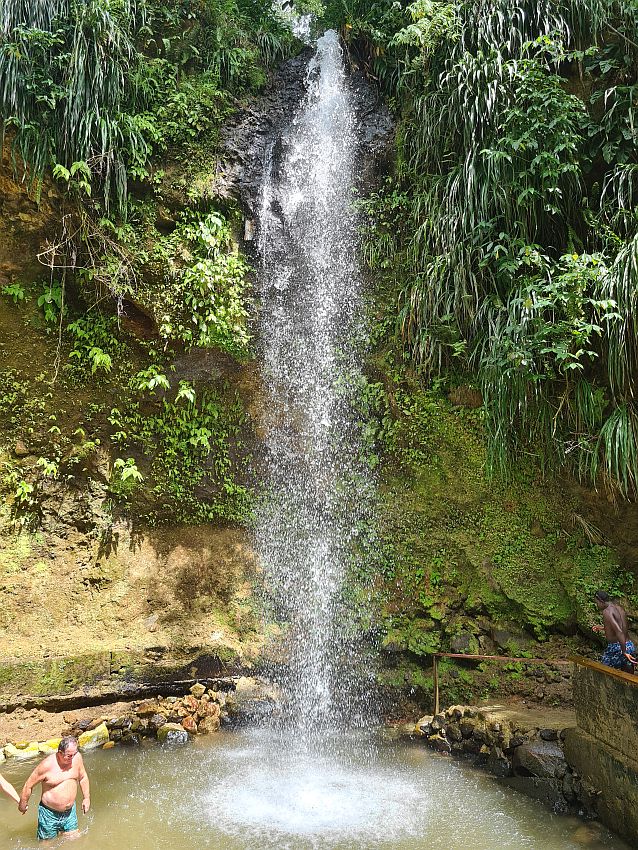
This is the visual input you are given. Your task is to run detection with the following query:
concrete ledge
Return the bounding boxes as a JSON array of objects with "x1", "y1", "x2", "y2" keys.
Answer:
[{"x1": 570, "y1": 656, "x2": 638, "y2": 763}]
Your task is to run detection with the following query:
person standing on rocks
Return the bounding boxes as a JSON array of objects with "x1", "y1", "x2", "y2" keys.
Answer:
[
  {"x1": 0, "y1": 773, "x2": 19, "y2": 804},
  {"x1": 18, "y1": 736, "x2": 90, "y2": 841},
  {"x1": 594, "y1": 590, "x2": 637, "y2": 672}
]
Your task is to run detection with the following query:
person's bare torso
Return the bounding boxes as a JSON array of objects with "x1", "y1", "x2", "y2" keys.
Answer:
[
  {"x1": 603, "y1": 603, "x2": 629, "y2": 643},
  {"x1": 39, "y1": 755, "x2": 80, "y2": 811}
]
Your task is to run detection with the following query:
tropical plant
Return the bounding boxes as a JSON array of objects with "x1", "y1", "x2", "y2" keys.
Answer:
[{"x1": 346, "y1": 0, "x2": 638, "y2": 495}]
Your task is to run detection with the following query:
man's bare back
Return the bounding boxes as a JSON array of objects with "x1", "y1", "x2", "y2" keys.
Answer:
[
  {"x1": 594, "y1": 590, "x2": 637, "y2": 671},
  {"x1": 602, "y1": 602, "x2": 630, "y2": 645}
]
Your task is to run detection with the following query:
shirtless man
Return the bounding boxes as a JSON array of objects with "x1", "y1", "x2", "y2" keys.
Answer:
[
  {"x1": 594, "y1": 590, "x2": 637, "y2": 672},
  {"x1": 19, "y1": 736, "x2": 90, "y2": 842}
]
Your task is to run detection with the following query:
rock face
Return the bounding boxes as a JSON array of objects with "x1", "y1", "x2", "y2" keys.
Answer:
[
  {"x1": 0, "y1": 678, "x2": 277, "y2": 761},
  {"x1": 218, "y1": 43, "x2": 393, "y2": 225},
  {"x1": 224, "y1": 676, "x2": 281, "y2": 726},
  {"x1": 0, "y1": 522, "x2": 262, "y2": 709}
]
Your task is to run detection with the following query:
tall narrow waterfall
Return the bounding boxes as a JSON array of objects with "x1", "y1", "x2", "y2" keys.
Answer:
[{"x1": 254, "y1": 30, "x2": 373, "y2": 731}]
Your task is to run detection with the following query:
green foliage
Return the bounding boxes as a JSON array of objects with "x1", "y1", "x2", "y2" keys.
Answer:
[
  {"x1": 36, "y1": 457, "x2": 59, "y2": 479},
  {"x1": 52, "y1": 161, "x2": 92, "y2": 198},
  {"x1": 13, "y1": 479, "x2": 34, "y2": 504},
  {"x1": 37, "y1": 284, "x2": 64, "y2": 324},
  {"x1": 1, "y1": 283, "x2": 25, "y2": 304},
  {"x1": 152, "y1": 211, "x2": 251, "y2": 356},
  {"x1": 108, "y1": 375, "x2": 251, "y2": 522},
  {"x1": 66, "y1": 313, "x2": 120, "y2": 376},
  {"x1": 349, "y1": 0, "x2": 638, "y2": 497},
  {"x1": 0, "y1": 0, "x2": 297, "y2": 212}
]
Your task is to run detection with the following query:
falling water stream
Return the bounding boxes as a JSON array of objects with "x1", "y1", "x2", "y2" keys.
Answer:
[
  {"x1": 253, "y1": 29, "x2": 372, "y2": 730},
  {"x1": 0, "y1": 32, "x2": 630, "y2": 850}
]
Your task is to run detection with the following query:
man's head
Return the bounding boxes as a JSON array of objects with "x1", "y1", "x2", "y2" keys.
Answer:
[
  {"x1": 57, "y1": 736, "x2": 79, "y2": 767},
  {"x1": 595, "y1": 589, "x2": 610, "y2": 610}
]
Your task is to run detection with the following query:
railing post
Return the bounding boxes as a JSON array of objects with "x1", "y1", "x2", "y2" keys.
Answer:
[{"x1": 433, "y1": 654, "x2": 439, "y2": 716}]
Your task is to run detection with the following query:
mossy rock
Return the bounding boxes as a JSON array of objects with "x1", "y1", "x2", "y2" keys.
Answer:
[{"x1": 4, "y1": 742, "x2": 40, "y2": 760}]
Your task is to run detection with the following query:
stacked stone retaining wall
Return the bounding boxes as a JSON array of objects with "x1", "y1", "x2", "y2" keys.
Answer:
[{"x1": 408, "y1": 705, "x2": 599, "y2": 817}]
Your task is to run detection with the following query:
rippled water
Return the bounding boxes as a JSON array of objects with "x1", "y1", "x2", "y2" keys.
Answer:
[{"x1": 0, "y1": 731, "x2": 628, "y2": 850}]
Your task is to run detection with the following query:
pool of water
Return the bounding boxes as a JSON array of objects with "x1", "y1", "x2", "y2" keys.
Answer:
[{"x1": 0, "y1": 729, "x2": 627, "y2": 849}]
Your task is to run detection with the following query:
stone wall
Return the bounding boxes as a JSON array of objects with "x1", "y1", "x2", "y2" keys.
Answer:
[
  {"x1": 0, "y1": 677, "x2": 280, "y2": 762},
  {"x1": 401, "y1": 704, "x2": 599, "y2": 816},
  {"x1": 564, "y1": 658, "x2": 638, "y2": 843},
  {"x1": 571, "y1": 658, "x2": 638, "y2": 763}
]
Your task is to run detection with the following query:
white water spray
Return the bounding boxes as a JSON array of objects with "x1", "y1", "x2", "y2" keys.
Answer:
[{"x1": 254, "y1": 30, "x2": 372, "y2": 731}]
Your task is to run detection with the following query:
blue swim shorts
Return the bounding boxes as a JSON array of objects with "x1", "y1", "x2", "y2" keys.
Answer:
[
  {"x1": 601, "y1": 639, "x2": 635, "y2": 670},
  {"x1": 37, "y1": 802, "x2": 78, "y2": 840}
]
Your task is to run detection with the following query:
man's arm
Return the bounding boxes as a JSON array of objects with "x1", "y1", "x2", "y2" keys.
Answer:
[
  {"x1": 0, "y1": 773, "x2": 19, "y2": 804},
  {"x1": 78, "y1": 756, "x2": 90, "y2": 814},
  {"x1": 18, "y1": 762, "x2": 45, "y2": 814}
]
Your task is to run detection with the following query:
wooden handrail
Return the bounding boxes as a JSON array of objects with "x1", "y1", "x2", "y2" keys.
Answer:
[
  {"x1": 433, "y1": 652, "x2": 571, "y2": 665},
  {"x1": 431, "y1": 652, "x2": 571, "y2": 716},
  {"x1": 569, "y1": 655, "x2": 638, "y2": 687}
]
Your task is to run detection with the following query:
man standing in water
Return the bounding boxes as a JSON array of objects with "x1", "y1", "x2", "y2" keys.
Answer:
[
  {"x1": 594, "y1": 590, "x2": 637, "y2": 672},
  {"x1": 19, "y1": 736, "x2": 90, "y2": 841}
]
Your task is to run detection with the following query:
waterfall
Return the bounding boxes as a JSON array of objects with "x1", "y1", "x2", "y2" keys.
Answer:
[{"x1": 254, "y1": 30, "x2": 373, "y2": 731}]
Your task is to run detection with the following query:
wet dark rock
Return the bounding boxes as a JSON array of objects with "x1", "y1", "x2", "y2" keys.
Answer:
[
  {"x1": 217, "y1": 41, "x2": 393, "y2": 231},
  {"x1": 450, "y1": 632, "x2": 473, "y2": 654},
  {"x1": 148, "y1": 713, "x2": 166, "y2": 732},
  {"x1": 539, "y1": 728, "x2": 559, "y2": 741},
  {"x1": 217, "y1": 51, "x2": 312, "y2": 215},
  {"x1": 490, "y1": 626, "x2": 534, "y2": 652},
  {"x1": 120, "y1": 733, "x2": 141, "y2": 747},
  {"x1": 501, "y1": 776, "x2": 571, "y2": 813},
  {"x1": 562, "y1": 772, "x2": 576, "y2": 801},
  {"x1": 512, "y1": 740, "x2": 567, "y2": 779},
  {"x1": 460, "y1": 718, "x2": 476, "y2": 738},
  {"x1": 487, "y1": 746, "x2": 511, "y2": 778},
  {"x1": 429, "y1": 734, "x2": 451, "y2": 754},
  {"x1": 472, "y1": 725, "x2": 490, "y2": 745},
  {"x1": 107, "y1": 715, "x2": 131, "y2": 731},
  {"x1": 446, "y1": 722, "x2": 463, "y2": 743}
]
